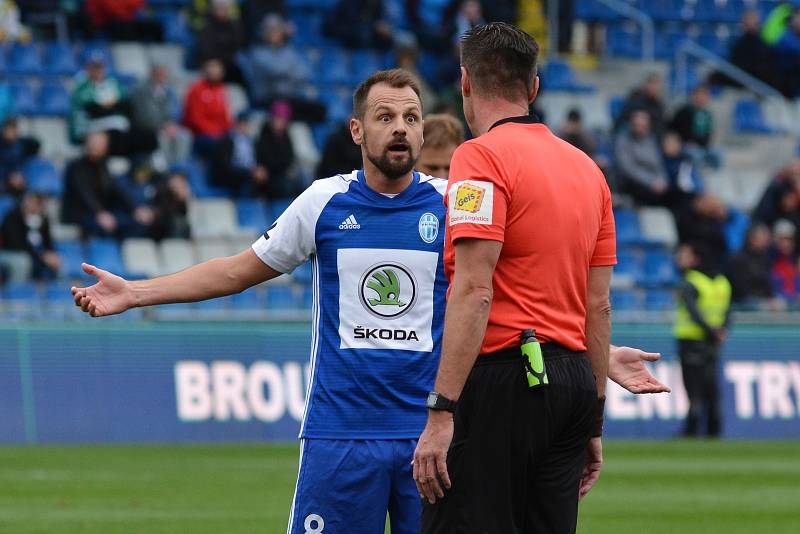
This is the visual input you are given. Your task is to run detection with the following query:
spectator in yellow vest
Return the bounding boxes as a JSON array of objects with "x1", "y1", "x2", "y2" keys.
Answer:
[{"x1": 674, "y1": 241, "x2": 732, "y2": 437}]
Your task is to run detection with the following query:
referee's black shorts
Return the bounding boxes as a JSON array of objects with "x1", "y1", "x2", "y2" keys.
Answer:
[{"x1": 421, "y1": 343, "x2": 597, "y2": 534}]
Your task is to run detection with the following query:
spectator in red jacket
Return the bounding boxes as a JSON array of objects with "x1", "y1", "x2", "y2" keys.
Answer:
[
  {"x1": 85, "y1": 0, "x2": 163, "y2": 41},
  {"x1": 182, "y1": 58, "x2": 233, "y2": 163}
]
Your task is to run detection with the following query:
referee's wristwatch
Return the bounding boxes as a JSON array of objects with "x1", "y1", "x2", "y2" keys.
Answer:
[{"x1": 426, "y1": 391, "x2": 457, "y2": 413}]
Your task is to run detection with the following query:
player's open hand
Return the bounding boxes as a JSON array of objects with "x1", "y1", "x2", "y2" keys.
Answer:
[
  {"x1": 608, "y1": 346, "x2": 671, "y2": 394},
  {"x1": 579, "y1": 437, "x2": 603, "y2": 500},
  {"x1": 70, "y1": 263, "x2": 135, "y2": 317},
  {"x1": 413, "y1": 411, "x2": 453, "y2": 504}
]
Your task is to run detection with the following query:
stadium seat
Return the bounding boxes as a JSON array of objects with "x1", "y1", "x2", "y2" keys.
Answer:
[
  {"x1": 291, "y1": 262, "x2": 313, "y2": 285},
  {"x1": 188, "y1": 199, "x2": 239, "y2": 238},
  {"x1": 606, "y1": 25, "x2": 641, "y2": 58},
  {"x1": 159, "y1": 238, "x2": 196, "y2": 275},
  {"x1": 613, "y1": 208, "x2": 642, "y2": 245},
  {"x1": 575, "y1": 0, "x2": 619, "y2": 22},
  {"x1": 316, "y1": 49, "x2": 350, "y2": 85},
  {"x1": 231, "y1": 289, "x2": 262, "y2": 310},
  {"x1": 37, "y1": 82, "x2": 70, "y2": 117},
  {"x1": 6, "y1": 42, "x2": 42, "y2": 75},
  {"x1": 541, "y1": 60, "x2": 595, "y2": 93},
  {"x1": 609, "y1": 95, "x2": 625, "y2": 123},
  {"x1": 225, "y1": 83, "x2": 249, "y2": 117},
  {"x1": 645, "y1": 289, "x2": 676, "y2": 311},
  {"x1": 111, "y1": 43, "x2": 150, "y2": 80},
  {"x1": 615, "y1": 250, "x2": 643, "y2": 281},
  {"x1": 318, "y1": 88, "x2": 352, "y2": 123},
  {"x1": 30, "y1": 118, "x2": 76, "y2": 161},
  {"x1": 266, "y1": 285, "x2": 297, "y2": 310},
  {"x1": 155, "y1": 10, "x2": 192, "y2": 45},
  {"x1": 1, "y1": 281, "x2": 40, "y2": 318},
  {"x1": 54, "y1": 240, "x2": 85, "y2": 278},
  {"x1": 122, "y1": 238, "x2": 160, "y2": 278},
  {"x1": 236, "y1": 198, "x2": 270, "y2": 233},
  {"x1": 195, "y1": 238, "x2": 230, "y2": 262},
  {"x1": 268, "y1": 199, "x2": 292, "y2": 221},
  {"x1": 610, "y1": 289, "x2": 643, "y2": 311},
  {"x1": 289, "y1": 14, "x2": 327, "y2": 47},
  {"x1": 9, "y1": 82, "x2": 36, "y2": 115},
  {"x1": 42, "y1": 41, "x2": 77, "y2": 76},
  {"x1": 87, "y1": 238, "x2": 127, "y2": 275},
  {"x1": 79, "y1": 42, "x2": 114, "y2": 71},
  {"x1": 640, "y1": 249, "x2": 678, "y2": 287},
  {"x1": 2, "y1": 281, "x2": 38, "y2": 300},
  {"x1": 41, "y1": 281, "x2": 74, "y2": 319},
  {"x1": 733, "y1": 99, "x2": 780, "y2": 135},
  {"x1": 639, "y1": 206, "x2": 678, "y2": 246},
  {"x1": 350, "y1": 50, "x2": 384, "y2": 84},
  {"x1": 23, "y1": 158, "x2": 62, "y2": 196}
]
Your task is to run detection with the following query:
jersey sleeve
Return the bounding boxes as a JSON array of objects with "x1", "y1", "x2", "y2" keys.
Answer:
[
  {"x1": 590, "y1": 176, "x2": 617, "y2": 267},
  {"x1": 446, "y1": 142, "x2": 510, "y2": 244},
  {"x1": 251, "y1": 188, "x2": 319, "y2": 273}
]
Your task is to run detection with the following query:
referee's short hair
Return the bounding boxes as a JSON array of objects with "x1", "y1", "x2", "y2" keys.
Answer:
[
  {"x1": 423, "y1": 114, "x2": 465, "y2": 149},
  {"x1": 460, "y1": 22, "x2": 539, "y2": 102},
  {"x1": 353, "y1": 68, "x2": 422, "y2": 120}
]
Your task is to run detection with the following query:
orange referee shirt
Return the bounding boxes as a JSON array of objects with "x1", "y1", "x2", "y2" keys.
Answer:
[{"x1": 444, "y1": 116, "x2": 616, "y2": 354}]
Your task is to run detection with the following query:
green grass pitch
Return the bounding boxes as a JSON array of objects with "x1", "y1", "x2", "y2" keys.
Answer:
[{"x1": 0, "y1": 441, "x2": 798, "y2": 533}]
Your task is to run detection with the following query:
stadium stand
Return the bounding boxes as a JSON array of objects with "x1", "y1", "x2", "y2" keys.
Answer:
[{"x1": 1, "y1": 0, "x2": 799, "y2": 320}]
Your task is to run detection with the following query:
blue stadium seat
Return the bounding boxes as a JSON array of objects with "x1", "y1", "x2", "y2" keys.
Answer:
[
  {"x1": 609, "y1": 95, "x2": 625, "y2": 122},
  {"x1": 231, "y1": 289, "x2": 262, "y2": 310},
  {"x1": 647, "y1": 0, "x2": 688, "y2": 22},
  {"x1": 36, "y1": 82, "x2": 70, "y2": 117},
  {"x1": 316, "y1": 50, "x2": 350, "y2": 85},
  {"x1": 79, "y1": 42, "x2": 114, "y2": 70},
  {"x1": 615, "y1": 250, "x2": 643, "y2": 280},
  {"x1": 3, "y1": 281, "x2": 38, "y2": 300},
  {"x1": 541, "y1": 60, "x2": 595, "y2": 93},
  {"x1": 318, "y1": 88, "x2": 352, "y2": 123},
  {"x1": 289, "y1": 14, "x2": 328, "y2": 47},
  {"x1": 42, "y1": 41, "x2": 77, "y2": 76},
  {"x1": 292, "y1": 262, "x2": 313, "y2": 285},
  {"x1": 640, "y1": 249, "x2": 678, "y2": 287},
  {"x1": 156, "y1": 10, "x2": 192, "y2": 45},
  {"x1": 6, "y1": 43, "x2": 42, "y2": 76},
  {"x1": 733, "y1": 99, "x2": 779, "y2": 135},
  {"x1": 23, "y1": 158, "x2": 62, "y2": 196},
  {"x1": 9, "y1": 82, "x2": 36, "y2": 115},
  {"x1": 611, "y1": 289, "x2": 643, "y2": 311},
  {"x1": 350, "y1": 50, "x2": 384, "y2": 84},
  {"x1": 655, "y1": 29, "x2": 687, "y2": 60},
  {"x1": 312, "y1": 123, "x2": 333, "y2": 151},
  {"x1": 236, "y1": 198, "x2": 270, "y2": 232},
  {"x1": 606, "y1": 26, "x2": 641, "y2": 58},
  {"x1": 301, "y1": 286, "x2": 313, "y2": 309},
  {"x1": 575, "y1": 0, "x2": 620, "y2": 22},
  {"x1": 614, "y1": 208, "x2": 642, "y2": 245},
  {"x1": 266, "y1": 285, "x2": 296, "y2": 310},
  {"x1": 669, "y1": 64, "x2": 700, "y2": 94},
  {"x1": 645, "y1": 289, "x2": 676, "y2": 311},
  {"x1": 269, "y1": 199, "x2": 292, "y2": 221},
  {"x1": 55, "y1": 240, "x2": 86, "y2": 278},
  {"x1": 43, "y1": 281, "x2": 73, "y2": 303},
  {"x1": 87, "y1": 239, "x2": 126, "y2": 275}
]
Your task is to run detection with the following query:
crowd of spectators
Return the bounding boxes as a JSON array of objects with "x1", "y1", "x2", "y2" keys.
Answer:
[{"x1": 0, "y1": 0, "x2": 798, "y2": 311}]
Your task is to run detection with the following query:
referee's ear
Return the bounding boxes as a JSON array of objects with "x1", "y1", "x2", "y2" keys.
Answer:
[
  {"x1": 529, "y1": 76, "x2": 539, "y2": 104},
  {"x1": 350, "y1": 117, "x2": 364, "y2": 146}
]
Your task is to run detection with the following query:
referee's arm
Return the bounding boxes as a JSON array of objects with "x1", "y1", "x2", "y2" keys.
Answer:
[{"x1": 413, "y1": 237, "x2": 502, "y2": 504}]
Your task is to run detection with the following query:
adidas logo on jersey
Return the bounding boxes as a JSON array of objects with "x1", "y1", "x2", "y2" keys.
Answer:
[{"x1": 339, "y1": 215, "x2": 361, "y2": 230}]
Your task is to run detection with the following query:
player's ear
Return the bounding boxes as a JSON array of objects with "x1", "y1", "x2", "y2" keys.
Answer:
[
  {"x1": 350, "y1": 117, "x2": 363, "y2": 146},
  {"x1": 460, "y1": 66, "x2": 470, "y2": 98},
  {"x1": 529, "y1": 75, "x2": 539, "y2": 104}
]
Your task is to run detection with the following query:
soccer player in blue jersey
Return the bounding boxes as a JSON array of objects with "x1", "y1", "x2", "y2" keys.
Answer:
[{"x1": 72, "y1": 69, "x2": 668, "y2": 533}]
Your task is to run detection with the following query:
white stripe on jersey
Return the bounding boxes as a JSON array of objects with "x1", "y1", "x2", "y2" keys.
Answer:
[
  {"x1": 299, "y1": 253, "x2": 321, "y2": 437},
  {"x1": 286, "y1": 438, "x2": 308, "y2": 534}
]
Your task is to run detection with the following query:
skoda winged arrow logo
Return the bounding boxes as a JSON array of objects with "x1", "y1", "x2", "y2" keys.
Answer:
[{"x1": 359, "y1": 262, "x2": 417, "y2": 319}]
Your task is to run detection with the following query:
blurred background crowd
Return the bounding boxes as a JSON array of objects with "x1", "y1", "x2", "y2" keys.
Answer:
[{"x1": 0, "y1": 0, "x2": 799, "y2": 317}]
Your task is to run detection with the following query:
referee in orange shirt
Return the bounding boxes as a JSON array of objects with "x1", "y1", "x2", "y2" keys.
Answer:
[{"x1": 413, "y1": 23, "x2": 616, "y2": 533}]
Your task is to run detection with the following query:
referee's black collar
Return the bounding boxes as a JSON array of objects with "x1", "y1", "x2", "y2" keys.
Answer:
[{"x1": 488, "y1": 113, "x2": 542, "y2": 131}]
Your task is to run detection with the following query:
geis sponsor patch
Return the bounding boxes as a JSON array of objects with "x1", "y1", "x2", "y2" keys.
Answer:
[{"x1": 449, "y1": 180, "x2": 493, "y2": 225}]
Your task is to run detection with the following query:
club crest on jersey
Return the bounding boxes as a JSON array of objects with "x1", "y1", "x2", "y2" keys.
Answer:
[
  {"x1": 418, "y1": 213, "x2": 439, "y2": 243},
  {"x1": 359, "y1": 263, "x2": 417, "y2": 319},
  {"x1": 453, "y1": 183, "x2": 485, "y2": 213}
]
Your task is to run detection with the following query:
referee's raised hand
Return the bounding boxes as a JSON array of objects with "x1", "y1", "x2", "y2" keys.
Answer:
[
  {"x1": 71, "y1": 263, "x2": 134, "y2": 317},
  {"x1": 413, "y1": 411, "x2": 453, "y2": 504}
]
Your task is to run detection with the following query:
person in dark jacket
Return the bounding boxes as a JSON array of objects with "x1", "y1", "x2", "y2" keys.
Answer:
[
  {"x1": 0, "y1": 192, "x2": 61, "y2": 279},
  {"x1": 61, "y1": 132, "x2": 154, "y2": 238},
  {"x1": 676, "y1": 193, "x2": 730, "y2": 266},
  {"x1": 753, "y1": 159, "x2": 800, "y2": 231},
  {"x1": 669, "y1": 84, "x2": 713, "y2": 149},
  {"x1": 726, "y1": 224, "x2": 784, "y2": 310},
  {"x1": 730, "y1": 10, "x2": 777, "y2": 87},
  {"x1": 255, "y1": 100, "x2": 298, "y2": 198},
  {"x1": 194, "y1": 0, "x2": 245, "y2": 85},
  {"x1": 614, "y1": 73, "x2": 666, "y2": 135},
  {"x1": 0, "y1": 117, "x2": 39, "y2": 197},
  {"x1": 212, "y1": 111, "x2": 266, "y2": 196},
  {"x1": 316, "y1": 122, "x2": 362, "y2": 179}
]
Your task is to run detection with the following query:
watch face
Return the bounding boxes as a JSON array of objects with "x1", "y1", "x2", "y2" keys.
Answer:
[{"x1": 427, "y1": 392, "x2": 437, "y2": 406}]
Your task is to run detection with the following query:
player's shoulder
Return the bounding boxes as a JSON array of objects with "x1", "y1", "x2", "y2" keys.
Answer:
[
  {"x1": 417, "y1": 172, "x2": 447, "y2": 197},
  {"x1": 284, "y1": 171, "x2": 359, "y2": 217}
]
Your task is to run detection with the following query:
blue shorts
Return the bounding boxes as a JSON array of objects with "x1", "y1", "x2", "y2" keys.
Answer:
[{"x1": 287, "y1": 439, "x2": 420, "y2": 534}]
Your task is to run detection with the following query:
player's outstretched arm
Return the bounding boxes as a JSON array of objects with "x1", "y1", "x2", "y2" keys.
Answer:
[
  {"x1": 608, "y1": 345, "x2": 671, "y2": 394},
  {"x1": 71, "y1": 249, "x2": 281, "y2": 317}
]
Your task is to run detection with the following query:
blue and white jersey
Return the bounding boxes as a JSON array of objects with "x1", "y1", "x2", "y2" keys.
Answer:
[{"x1": 252, "y1": 170, "x2": 448, "y2": 439}]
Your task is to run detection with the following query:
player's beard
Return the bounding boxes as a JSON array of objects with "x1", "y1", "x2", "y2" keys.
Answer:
[{"x1": 364, "y1": 135, "x2": 417, "y2": 180}]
